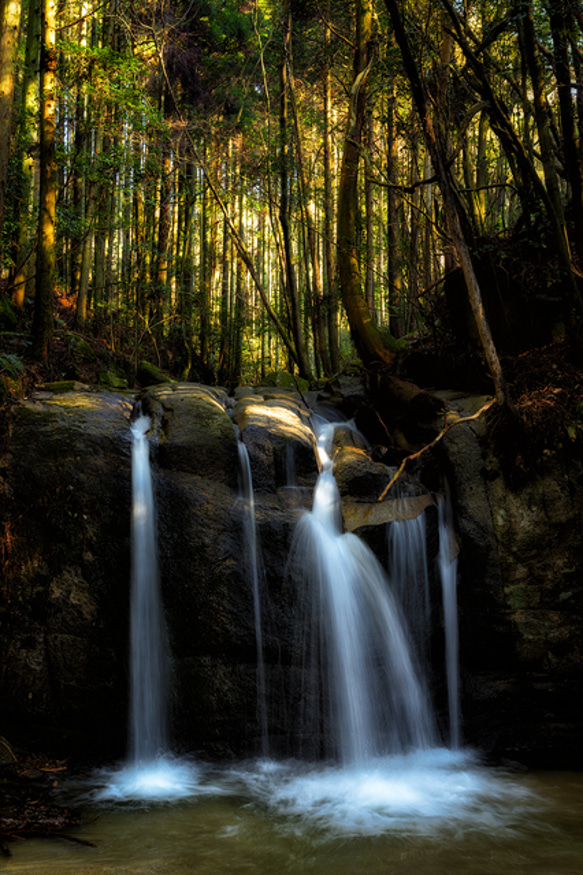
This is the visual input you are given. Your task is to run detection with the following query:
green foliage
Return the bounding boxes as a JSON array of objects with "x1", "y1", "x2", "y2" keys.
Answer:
[{"x1": 0, "y1": 353, "x2": 24, "y2": 377}]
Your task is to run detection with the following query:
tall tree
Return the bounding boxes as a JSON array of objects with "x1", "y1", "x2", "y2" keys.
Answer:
[
  {"x1": 278, "y1": 0, "x2": 311, "y2": 380},
  {"x1": 0, "y1": 0, "x2": 22, "y2": 261},
  {"x1": 11, "y1": 0, "x2": 41, "y2": 307},
  {"x1": 337, "y1": 0, "x2": 395, "y2": 369},
  {"x1": 32, "y1": 0, "x2": 56, "y2": 362},
  {"x1": 384, "y1": 0, "x2": 508, "y2": 404}
]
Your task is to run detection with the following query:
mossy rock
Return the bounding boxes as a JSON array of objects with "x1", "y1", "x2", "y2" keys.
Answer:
[
  {"x1": 136, "y1": 360, "x2": 174, "y2": 387},
  {"x1": 98, "y1": 367, "x2": 128, "y2": 389},
  {"x1": 262, "y1": 370, "x2": 309, "y2": 392},
  {"x1": 65, "y1": 333, "x2": 96, "y2": 361},
  {"x1": 41, "y1": 380, "x2": 91, "y2": 393}
]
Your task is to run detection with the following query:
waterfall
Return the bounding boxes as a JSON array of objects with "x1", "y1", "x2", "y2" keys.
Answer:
[
  {"x1": 130, "y1": 413, "x2": 168, "y2": 763},
  {"x1": 95, "y1": 410, "x2": 200, "y2": 801},
  {"x1": 438, "y1": 492, "x2": 461, "y2": 749},
  {"x1": 290, "y1": 417, "x2": 435, "y2": 764},
  {"x1": 238, "y1": 441, "x2": 269, "y2": 756},
  {"x1": 387, "y1": 509, "x2": 431, "y2": 663}
]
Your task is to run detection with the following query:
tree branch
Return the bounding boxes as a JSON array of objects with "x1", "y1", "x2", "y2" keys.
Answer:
[{"x1": 377, "y1": 397, "x2": 496, "y2": 501}]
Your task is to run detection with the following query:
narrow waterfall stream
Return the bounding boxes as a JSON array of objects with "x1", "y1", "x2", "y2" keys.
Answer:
[
  {"x1": 129, "y1": 413, "x2": 168, "y2": 763},
  {"x1": 94, "y1": 409, "x2": 200, "y2": 801},
  {"x1": 237, "y1": 440, "x2": 269, "y2": 757},
  {"x1": 387, "y1": 509, "x2": 431, "y2": 664},
  {"x1": 438, "y1": 491, "x2": 461, "y2": 749}
]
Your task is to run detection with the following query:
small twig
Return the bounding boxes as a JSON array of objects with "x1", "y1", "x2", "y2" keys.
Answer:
[
  {"x1": 291, "y1": 373, "x2": 311, "y2": 411},
  {"x1": 374, "y1": 410, "x2": 393, "y2": 444},
  {"x1": 377, "y1": 397, "x2": 496, "y2": 501}
]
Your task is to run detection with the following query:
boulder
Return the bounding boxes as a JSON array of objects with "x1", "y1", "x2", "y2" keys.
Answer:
[
  {"x1": 232, "y1": 392, "x2": 318, "y2": 492},
  {"x1": 0, "y1": 389, "x2": 134, "y2": 757}
]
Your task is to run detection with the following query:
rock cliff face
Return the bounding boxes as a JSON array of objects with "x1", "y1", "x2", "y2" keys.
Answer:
[
  {"x1": 437, "y1": 392, "x2": 583, "y2": 766},
  {"x1": 0, "y1": 383, "x2": 581, "y2": 766}
]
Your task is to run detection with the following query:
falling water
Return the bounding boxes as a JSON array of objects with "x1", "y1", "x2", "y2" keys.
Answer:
[
  {"x1": 290, "y1": 417, "x2": 435, "y2": 764},
  {"x1": 93, "y1": 411, "x2": 201, "y2": 801},
  {"x1": 387, "y1": 509, "x2": 431, "y2": 662},
  {"x1": 285, "y1": 442, "x2": 296, "y2": 487},
  {"x1": 130, "y1": 413, "x2": 168, "y2": 762},
  {"x1": 438, "y1": 491, "x2": 461, "y2": 749},
  {"x1": 238, "y1": 441, "x2": 269, "y2": 756}
]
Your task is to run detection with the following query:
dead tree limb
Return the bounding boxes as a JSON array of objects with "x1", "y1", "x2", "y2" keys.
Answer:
[{"x1": 377, "y1": 397, "x2": 496, "y2": 501}]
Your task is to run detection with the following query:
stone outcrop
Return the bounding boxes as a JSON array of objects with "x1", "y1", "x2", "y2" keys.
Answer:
[
  {"x1": 436, "y1": 391, "x2": 583, "y2": 766},
  {"x1": 0, "y1": 388, "x2": 134, "y2": 757},
  {"x1": 0, "y1": 382, "x2": 581, "y2": 767}
]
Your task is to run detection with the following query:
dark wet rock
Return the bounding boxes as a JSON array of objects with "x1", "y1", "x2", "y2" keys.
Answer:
[
  {"x1": 233, "y1": 394, "x2": 317, "y2": 492},
  {"x1": 0, "y1": 390, "x2": 134, "y2": 757},
  {"x1": 141, "y1": 383, "x2": 238, "y2": 488},
  {"x1": 0, "y1": 384, "x2": 581, "y2": 767},
  {"x1": 333, "y1": 445, "x2": 393, "y2": 500},
  {"x1": 437, "y1": 392, "x2": 583, "y2": 766}
]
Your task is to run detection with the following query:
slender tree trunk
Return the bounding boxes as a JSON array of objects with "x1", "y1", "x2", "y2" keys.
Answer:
[
  {"x1": 385, "y1": 0, "x2": 508, "y2": 404},
  {"x1": 200, "y1": 141, "x2": 211, "y2": 367},
  {"x1": 233, "y1": 165, "x2": 245, "y2": 385},
  {"x1": 338, "y1": 0, "x2": 395, "y2": 368},
  {"x1": 0, "y1": 0, "x2": 22, "y2": 259},
  {"x1": 32, "y1": 0, "x2": 56, "y2": 362},
  {"x1": 364, "y1": 108, "x2": 375, "y2": 321},
  {"x1": 386, "y1": 76, "x2": 402, "y2": 337},
  {"x1": 288, "y1": 48, "x2": 330, "y2": 375},
  {"x1": 323, "y1": 14, "x2": 339, "y2": 371},
  {"x1": 548, "y1": 0, "x2": 583, "y2": 255},
  {"x1": 155, "y1": 95, "x2": 172, "y2": 344},
  {"x1": 516, "y1": 0, "x2": 581, "y2": 314},
  {"x1": 279, "y1": 0, "x2": 311, "y2": 380},
  {"x1": 475, "y1": 110, "x2": 488, "y2": 232},
  {"x1": 11, "y1": 0, "x2": 41, "y2": 307}
]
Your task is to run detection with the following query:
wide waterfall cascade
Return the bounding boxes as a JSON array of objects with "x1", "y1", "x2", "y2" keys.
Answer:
[
  {"x1": 289, "y1": 416, "x2": 436, "y2": 764},
  {"x1": 438, "y1": 492, "x2": 461, "y2": 749},
  {"x1": 237, "y1": 440, "x2": 269, "y2": 756}
]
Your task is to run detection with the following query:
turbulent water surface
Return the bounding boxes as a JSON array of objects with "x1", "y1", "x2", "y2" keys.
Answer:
[{"x1": 3, "y1": 755, "x2": 582, "y2": 874}]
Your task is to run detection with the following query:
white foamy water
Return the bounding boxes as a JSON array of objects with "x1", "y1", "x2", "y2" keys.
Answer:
[
  {"x1": 227, "y1": 749, "x2": 539, "y2": 835},
  {"x1": 89, "y1": 755, "x2": 207, "y2": 803}
]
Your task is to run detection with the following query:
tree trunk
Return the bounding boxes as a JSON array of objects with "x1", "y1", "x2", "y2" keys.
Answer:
[
  {"x1": 385, "y1": 0, "x2": 508, "y2": 404},
  {"x1": 0, "y1": 0, "x2": 22, "y2": 260},
  {"x1": 11, "y1": 0, "x2": 41, "y2": 308},
  {"x1": 279, "y1": 0, "x2": 311, "y2": 380},
  {"x1": 548, "y1": 0, "x2": 583, "y2": 256},
  {"x1": 323, "y1": 13, "x2": 340, "y2": 372},
  {"x1": 516, "y1": 0, "x2": 582, "y2": 315},
  {"x1": 32, "y1": 0, "x2": 56, "y2": 362},
  {"x1": 386, "y1": 75, "x2": 403, "y2": 338},
  {"x1": 338, "y1": 0, "x2": 395, "y2": 369}
]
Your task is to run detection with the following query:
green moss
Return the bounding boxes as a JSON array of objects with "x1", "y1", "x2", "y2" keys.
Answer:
[
  {"x1": 98, "y1": 368, "x2": 128, "y2": 389},
  {"x1": 42, "y1": 381, "x2": 89, "y2": 392},
  {"x1": 262, "y1": 370, "x2": 309, "y2": 392},
  {"x1": 137, "y1": 360, "x2": 174, "y2": 386}
]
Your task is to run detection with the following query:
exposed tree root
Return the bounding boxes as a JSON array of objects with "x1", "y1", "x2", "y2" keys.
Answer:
[{"x1": 377, "y1": 396, "x2": 497, "y2": 501}]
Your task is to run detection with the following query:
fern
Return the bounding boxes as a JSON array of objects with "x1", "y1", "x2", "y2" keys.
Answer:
[{"x1": 0, "y1": 353, "x2": 25, "y2": 377}]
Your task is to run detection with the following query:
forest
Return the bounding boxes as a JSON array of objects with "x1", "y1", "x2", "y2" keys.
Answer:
[{"x1": 1, "y1": 0, "x2": 582, "y2": 446}]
